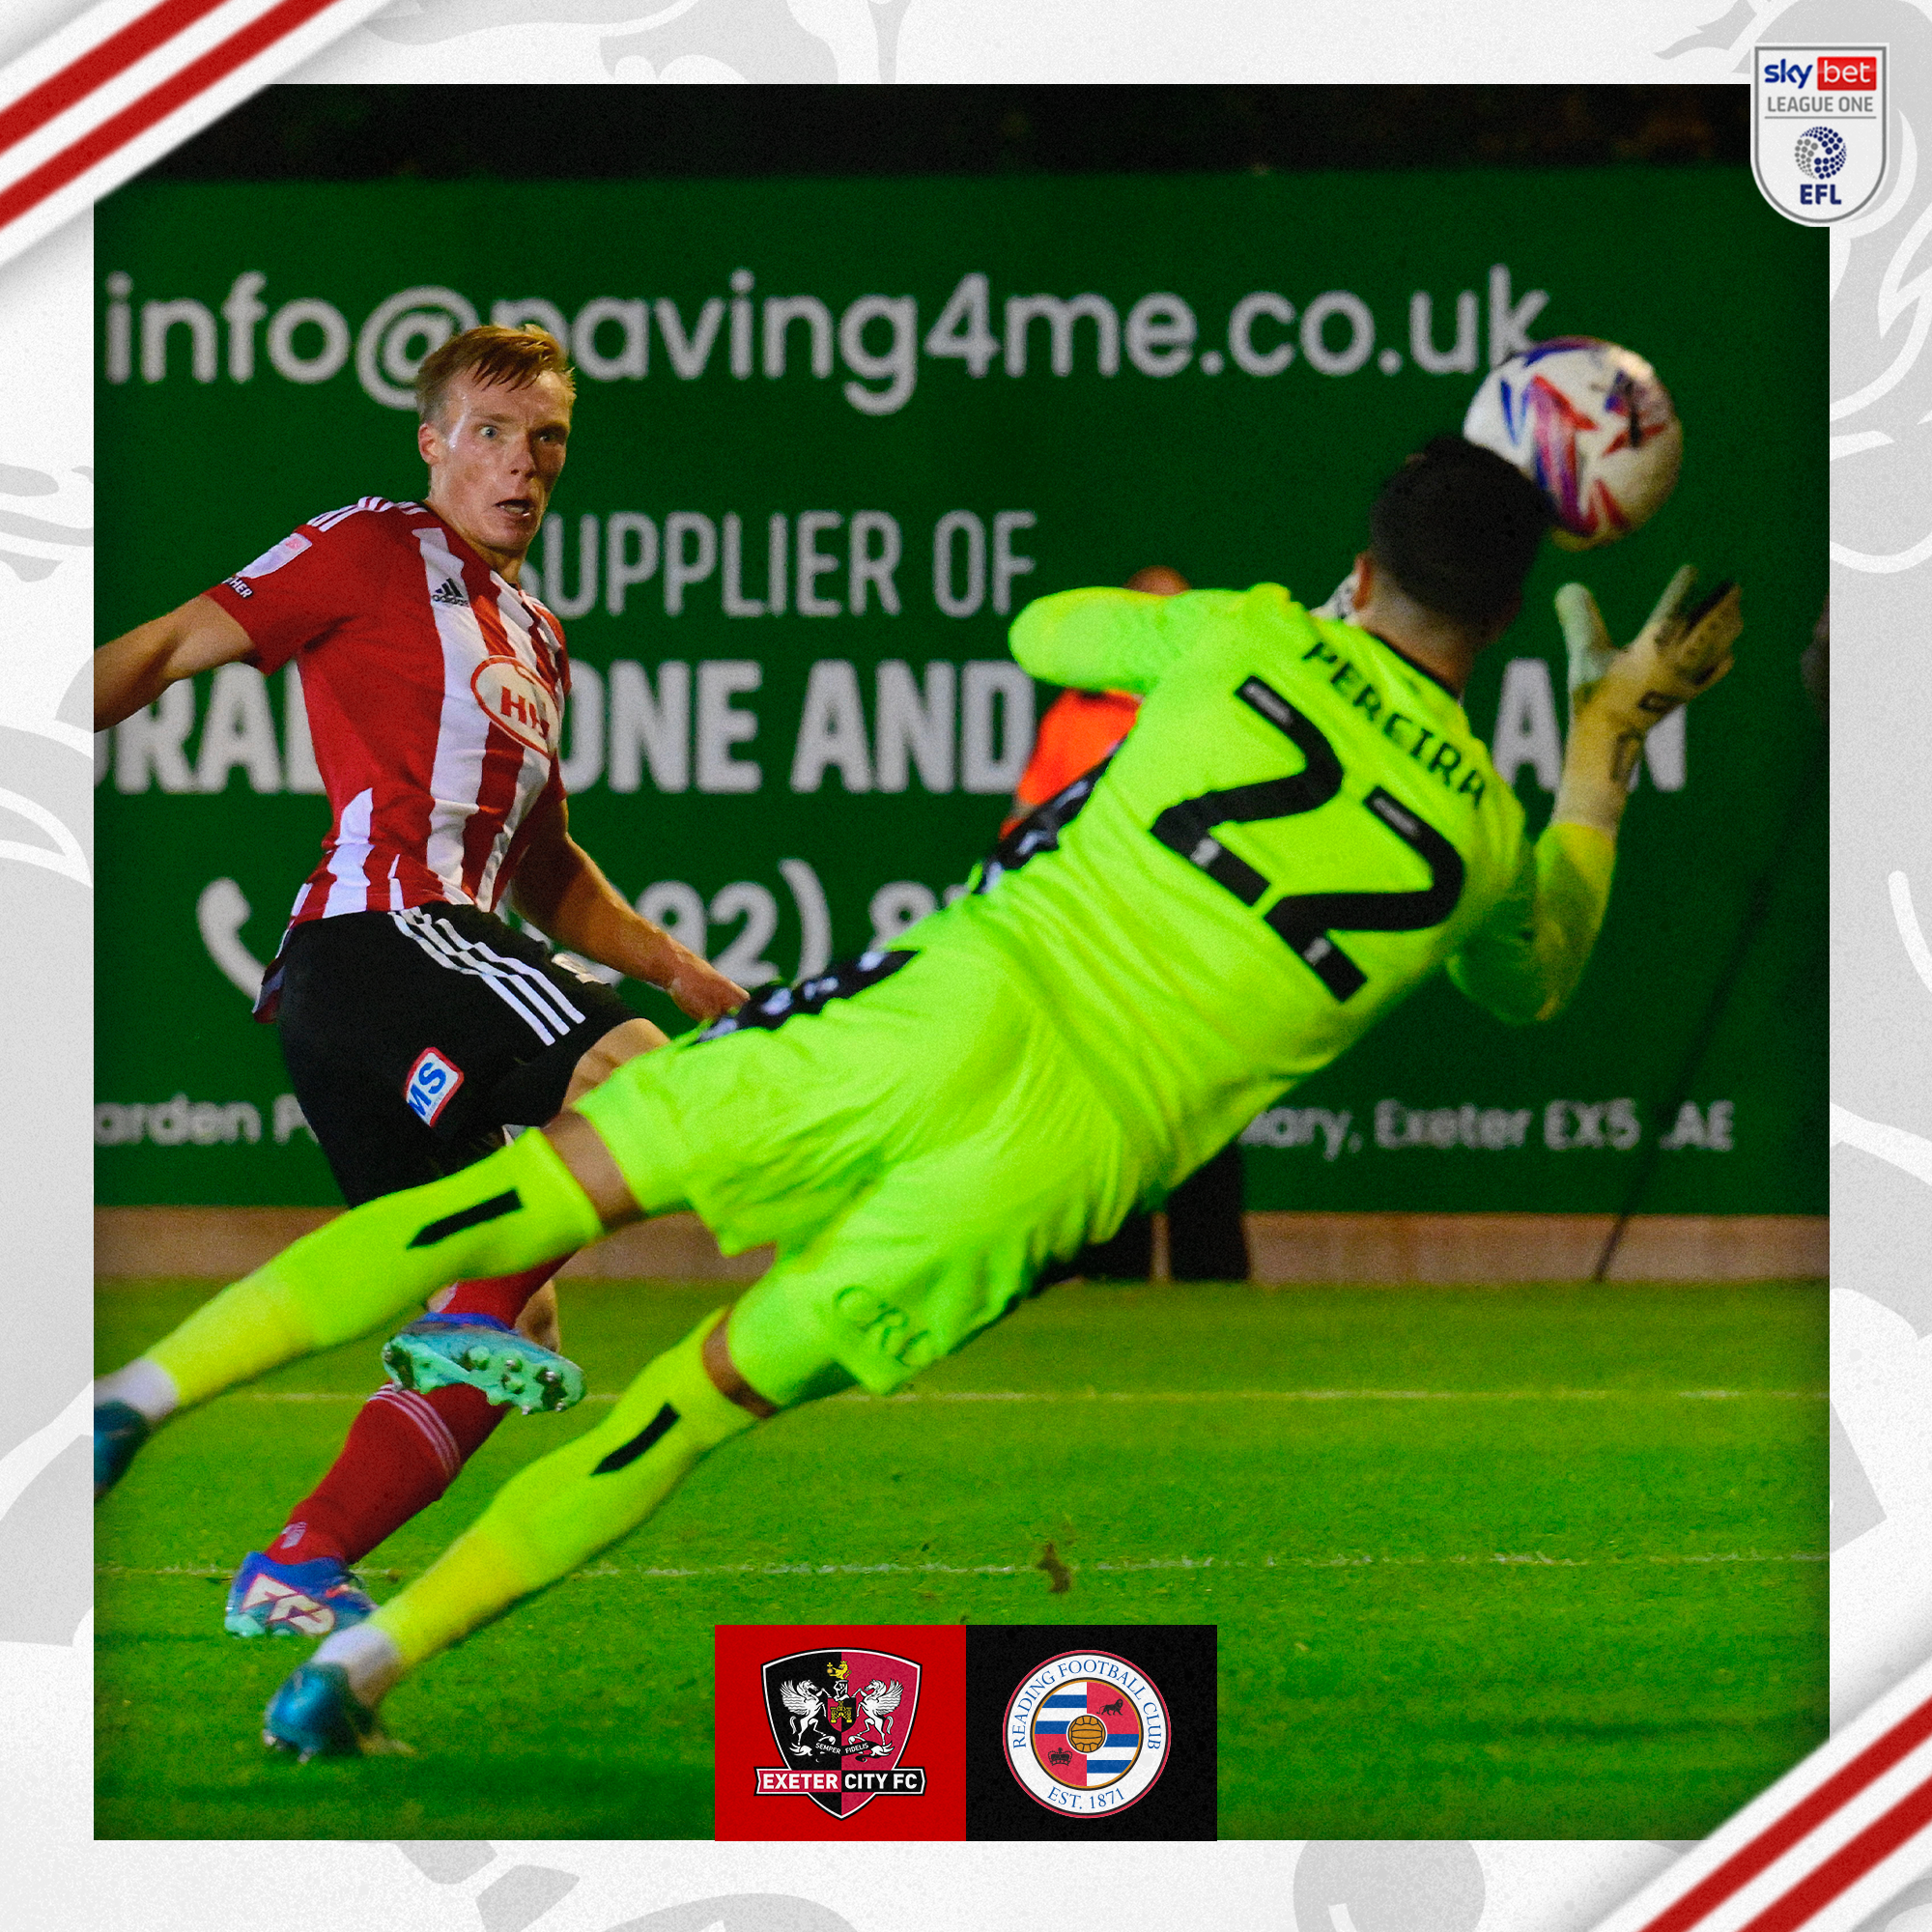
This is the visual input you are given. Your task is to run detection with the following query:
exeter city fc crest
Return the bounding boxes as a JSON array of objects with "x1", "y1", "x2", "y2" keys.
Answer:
[
  {"x1": 1753, "y1": 45, "x2": 1887, "y2": 224},
  {"x1": 756, "y1": 1647, "x2": 927, "y2": 1818},
  {"x1": 1003, "y1": 1649, "x2": 1172, "y2": 1816}
]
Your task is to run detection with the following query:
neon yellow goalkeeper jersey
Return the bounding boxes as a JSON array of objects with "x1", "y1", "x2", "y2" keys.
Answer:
[{"x1": 925, "y1": 582, "x2": 1616, "y2": 1190}]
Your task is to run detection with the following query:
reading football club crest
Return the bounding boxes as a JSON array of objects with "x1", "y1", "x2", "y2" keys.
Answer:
[
  {"x1": 1003, "y1": 1649, "x2": 1171, "y2": 1816},
  {"x1": 1752, "y1": 45, "x2": 1887, "y2": 224},
  {"x1": 756, "y1": 1646, "x2": 927, "y2": 1818}
]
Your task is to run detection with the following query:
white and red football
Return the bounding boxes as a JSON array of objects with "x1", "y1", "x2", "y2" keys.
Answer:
[{"x1": 1463, "y1": 335, "x2": 1683, "y2": 551}]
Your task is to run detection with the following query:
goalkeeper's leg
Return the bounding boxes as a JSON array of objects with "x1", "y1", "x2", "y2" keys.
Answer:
[
  {"x1": 95, "y1": 1123, "x2": 611, "y2": 1490},
  {"x1": 282, "y1": 1133, "x2": 1104, "y2": 1739},
  {"x1": 273, "y1": 1289, "x2": 851, "y2": 1747},
  {"x1": 266, "y1": 1008, "x2": 1122, "y2": 1750}
]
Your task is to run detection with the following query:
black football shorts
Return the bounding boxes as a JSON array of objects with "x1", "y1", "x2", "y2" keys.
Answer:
[{"x1": 274, "y1": 902, "x2": 639, "y2": 1207}]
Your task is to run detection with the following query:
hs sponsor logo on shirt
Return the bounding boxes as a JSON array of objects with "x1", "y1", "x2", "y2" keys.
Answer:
[{"x1": 470, "y1": 659, "x2": 559, "y2": 756}]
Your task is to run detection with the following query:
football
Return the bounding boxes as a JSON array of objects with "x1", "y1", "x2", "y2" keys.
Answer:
[
  {"x1": 1463, "y1": 335, "x2": 1684, "y2": 551},
  {"x1": 1067, "y1": 1713, "x2": 1108, "y2": 1752}
]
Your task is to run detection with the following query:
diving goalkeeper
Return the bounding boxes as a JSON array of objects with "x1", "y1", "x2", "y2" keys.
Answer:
[{"x1": 100, "y1": 436, "x2": 1742, "y2": 1755}]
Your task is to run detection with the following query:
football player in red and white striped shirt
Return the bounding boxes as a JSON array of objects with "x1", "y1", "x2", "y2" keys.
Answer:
[{"x1": 93, "y1": 327, "x2": 747, "y2": 1639}]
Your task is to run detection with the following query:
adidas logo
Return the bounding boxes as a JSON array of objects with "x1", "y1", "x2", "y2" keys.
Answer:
[
  {"x1": 240, "y1": 1574, "x2": 334, "y2": 1635},
  {"x1": 430, "y1": 576, "x2": 469, "y2": 607}
]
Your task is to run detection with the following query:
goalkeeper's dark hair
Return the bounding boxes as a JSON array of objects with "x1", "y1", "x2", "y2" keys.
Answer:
[{"x1": 1368, "y1": 435, "x2": 1553, "y2": 627}]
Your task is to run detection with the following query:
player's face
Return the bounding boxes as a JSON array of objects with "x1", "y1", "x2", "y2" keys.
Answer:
[{"x1": 419, "y1": 369, "x2": 573, "y2": 568}]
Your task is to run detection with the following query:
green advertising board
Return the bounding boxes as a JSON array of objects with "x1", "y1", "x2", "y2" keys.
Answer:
[{"x1": 95, "y1": 169, "x2": 1827, "y2": 1214}]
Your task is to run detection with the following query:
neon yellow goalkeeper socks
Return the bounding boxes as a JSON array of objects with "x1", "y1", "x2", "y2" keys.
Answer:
[
  {"x1": 373, "y1": 1311, "x2": 757, "y2": 1671},
  {"x1": 144, "y1": 1129, "x2": 603, "y2": 1410}
]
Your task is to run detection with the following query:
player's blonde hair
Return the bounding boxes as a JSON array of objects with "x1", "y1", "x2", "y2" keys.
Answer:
[{"x1": 414, "y1": 325, "x2": 577, "y2": 426}]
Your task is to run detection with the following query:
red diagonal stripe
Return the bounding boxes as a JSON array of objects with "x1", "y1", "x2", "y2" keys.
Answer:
[
  {"x1": 1640, "y1": 1697, "x2": 1932, "y2": 1932},
  {"x1": 0, "y1": 0, "x2": 232, "y2": 158},
  {"x1": 0, "y1": 0, "x2": 342, "y2": 234},
  {"x1": 1739, "y1": 1772, "x2": 1932, "y2": 1932}
]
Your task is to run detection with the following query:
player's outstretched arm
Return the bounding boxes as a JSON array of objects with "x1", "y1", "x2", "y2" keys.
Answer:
[
  {"x1": 1448, "y1": 826, "x2": 1617, "y2": 1026},
  {"x1": 93, "y1": 594, "x2": 254, "y2": 731},
  {"x1": 509, "y1": 786, "x2": 748, "y2": 1021},
  {"x1": 1449, "y1": 568, "x2": 1742, "y2": 1026},
  {"x1": 1009, "y1": 583, "x2": 1226, "y2": 694}
]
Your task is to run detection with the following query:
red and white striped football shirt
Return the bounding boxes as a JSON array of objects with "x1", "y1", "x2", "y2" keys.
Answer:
[{"x1": 204, "y1": 497, "x2": 570, "y2": 1016}]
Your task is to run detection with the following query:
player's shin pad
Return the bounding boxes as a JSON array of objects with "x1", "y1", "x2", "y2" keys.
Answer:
[
  {"x1": 147, "y1": 1132, "x2": 603, "y2": 1410},
  {"x1": 371, "y1": 1312, "x2": 755, "y2": 1671}
]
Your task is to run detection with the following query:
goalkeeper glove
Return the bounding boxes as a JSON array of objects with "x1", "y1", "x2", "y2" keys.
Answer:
[{"x1": 1551, "y1": 566, "x2": 1742, "y2": 837}]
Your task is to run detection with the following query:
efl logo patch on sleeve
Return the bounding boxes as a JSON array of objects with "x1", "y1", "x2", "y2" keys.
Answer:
[{"x1": 404, "y1": 1047, "x2": 465, "y2": 1126}]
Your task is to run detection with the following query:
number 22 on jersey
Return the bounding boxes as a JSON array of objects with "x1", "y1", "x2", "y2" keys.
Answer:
[{"x1": 1151, "y1": 676, "x2": 1465, "y2": 1002}]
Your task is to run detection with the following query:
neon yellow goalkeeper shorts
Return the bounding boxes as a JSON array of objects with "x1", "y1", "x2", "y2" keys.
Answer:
[{"x1": 571, "y1": 944, "x2": 1148, "y2": 1395}]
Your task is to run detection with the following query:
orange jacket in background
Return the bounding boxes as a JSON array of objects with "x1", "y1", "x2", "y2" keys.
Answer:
[
  {"x1": 1001, "y1": 566, "x2": 1186, "y2": 837},
  {"x1": 1000, "y1": 687, "x2": 1143, "y2": 836}
]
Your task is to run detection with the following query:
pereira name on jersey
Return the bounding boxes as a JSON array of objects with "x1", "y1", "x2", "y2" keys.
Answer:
[
  {"x1": 977, "y1": 582, "x2": 1608, "y2": 1189},
  {"x1": 205, "y1": 497, "x2": 569, "y2": 1014}
]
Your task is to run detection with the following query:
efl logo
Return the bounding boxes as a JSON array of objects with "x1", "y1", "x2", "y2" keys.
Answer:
[
  {"x1": 1752, "y1": 43, "x2": 1887, "y2": 225},
  {"x1": 237, "y1": 531, "x2": 312, "y2": 580},
  {"x1": 403, "y1": 1047, "x2": 464, "y2": 1126}
]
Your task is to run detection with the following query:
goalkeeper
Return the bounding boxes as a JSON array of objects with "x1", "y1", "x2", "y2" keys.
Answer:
[{"x1": 103, "y1": 436, "x2": 1741, "y2": 1755}]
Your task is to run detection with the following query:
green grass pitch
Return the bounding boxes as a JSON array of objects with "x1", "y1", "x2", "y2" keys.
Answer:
[{"x1": 96, "y1": 1275, "x2": 1826, "y2": 1840}]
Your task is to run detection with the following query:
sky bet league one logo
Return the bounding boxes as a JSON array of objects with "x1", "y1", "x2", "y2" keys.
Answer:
[{"x1": 1753, "y1": 46, "x2": 1887, "y2": 224}]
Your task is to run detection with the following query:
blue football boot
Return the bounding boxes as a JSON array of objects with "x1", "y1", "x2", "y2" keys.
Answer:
[
  {"x1": 381, "y1": 1311, "x2": 584, "y2": 1413},
  {"x1": 263, "y1": 1662, "x2": 405, "y2": 1760},
  {"x1": 225, "y1": 1550, "x2": 377, "y2": 1638},
  {"x1": 94, "y1": 1401, "x2": 150, "y2": 1501}
]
